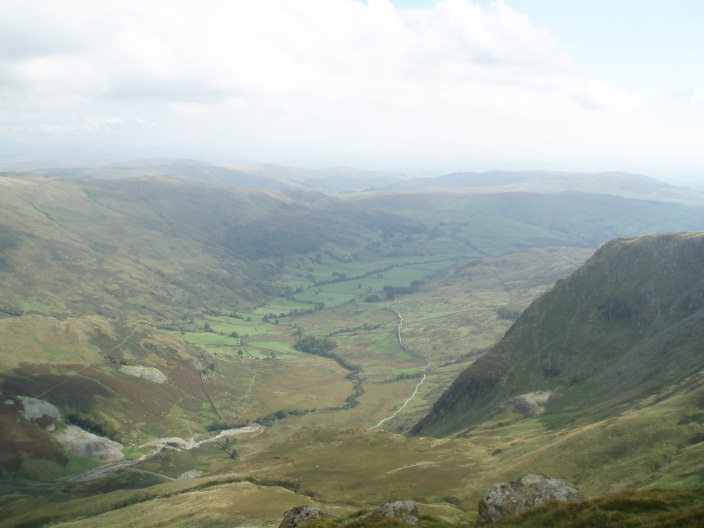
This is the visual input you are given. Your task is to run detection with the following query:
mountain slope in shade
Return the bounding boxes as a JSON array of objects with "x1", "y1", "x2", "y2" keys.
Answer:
[
  {"x1": 0, "y1": 173, "x2": 416, "y2": 319},
  {"x1": 411, "y1": 232, "x2": 704, "y2": 437}
]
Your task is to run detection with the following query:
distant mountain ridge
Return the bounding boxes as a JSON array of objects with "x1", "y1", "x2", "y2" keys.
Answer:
[
  {"x1": 386, "y1": 170, "x2": 704, "y2": 204},
  {"x1": 411, "y1": 232, "x2": 704, "y2": 437},
  {"x1": 34, "y1": 160, "x2": 291, "y2": 190},
  {"x1": 32, "y1": 160, "x2": 704, "y2": 203},
  {"x1": 33, "y1": 160, "x2": 407, "y2": 194}
]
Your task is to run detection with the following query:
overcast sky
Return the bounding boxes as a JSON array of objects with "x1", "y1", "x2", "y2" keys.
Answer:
[{"x1": 2, "y1": 0, "x2": 703, "y2": 177}]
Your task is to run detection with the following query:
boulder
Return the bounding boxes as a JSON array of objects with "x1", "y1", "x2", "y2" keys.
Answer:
[
  {"x1": 476, "y1": 473, "x2": 587, "y2": 526},
  {"x1": 120, "y1": 365, "x2": 167, "y2": 384},
  {"x1": 278, "y1": 506, "x2": 337, "y2": 528},
  {"x1": 342, "y1": 500, "x2": 419, "y2": 527},
  {"x1": 18, "y1": 396, "x2": 62, "y2": 421},
  {"x1": 54, "y1": 425, "x2": 124, "y2": 462}
]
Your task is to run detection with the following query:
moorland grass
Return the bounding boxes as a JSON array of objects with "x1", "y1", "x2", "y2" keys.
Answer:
[{"x1": 500, "y1": 488, "x2": 704, "y2": 527}]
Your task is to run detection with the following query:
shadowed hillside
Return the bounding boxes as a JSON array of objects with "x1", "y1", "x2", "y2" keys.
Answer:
[
  {"x1": 0, "y1": 174, "x2": 417, "y2": 319},
  {"x1": 411, "y1": 232, "x2": 704, "y2": 437}
]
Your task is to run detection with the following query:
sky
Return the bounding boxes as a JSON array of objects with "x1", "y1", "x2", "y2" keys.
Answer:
[{"x1": 1, "y1": 0, "x2": 703, "y2": 178}]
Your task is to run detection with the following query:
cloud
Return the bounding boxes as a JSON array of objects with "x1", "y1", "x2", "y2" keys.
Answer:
[
  {"x1": 0, "y1": 0, "x2": 652, "y2": 166},
  {"x1": 83, "y1": 115, "x2": 123, "y2": 130}
]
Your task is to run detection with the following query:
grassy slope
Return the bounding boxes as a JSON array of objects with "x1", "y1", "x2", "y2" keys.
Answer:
[
  {"x1": 412, "y1": 232, "x2": 704, "y2": 437},
  {"x1": 499, "y1": 487, "x2": 704, "y2": 528},
  {"x1": 3, "y1": 175, "x2": 704, "y2": 525},
  {"x1": 0, "y1": 174, "x2": 413, "y2": 319},
  {"x1": 0, "y1": 313, "x2": 363, "y2": 482},
  {"x1": 349, "y1": 191, "x2": 704, "y2": 251},
  {"x1": 5, "y1": 371, "x2": 703, "y2": 527},
  {"x1": 0, "y1": 246, "x2": 587, "y2": 485}
]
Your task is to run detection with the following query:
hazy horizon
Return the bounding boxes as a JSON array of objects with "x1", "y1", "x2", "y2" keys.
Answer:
[{"x1": 2, "y1": 1, "x2": 703, "y2": 180}]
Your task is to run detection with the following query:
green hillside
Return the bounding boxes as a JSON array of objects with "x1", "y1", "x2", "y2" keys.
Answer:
[
  {"x1": 350, "y1": 191, "x2": 704, "y2": 250},
  {"x1": 0, "y1": 174, "x2": 415, "y2": 319},
  {"x1": 411, "y1": 232, "x2": 704, "y2": 437},
  {"x1": 2, "y1": 173, "x2": 704, "y2": 526}
]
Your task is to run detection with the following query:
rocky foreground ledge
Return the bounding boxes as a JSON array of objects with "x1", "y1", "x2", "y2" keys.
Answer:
[
  {"x1": 278, "y1": 474, "x2": 586, "y2": 527},
  {"x1": 476, "y1": 474, "x2": 587, "y2": 526},
  {"x1": 279, "y1": 500, "x2": 419, "y2": 528}
]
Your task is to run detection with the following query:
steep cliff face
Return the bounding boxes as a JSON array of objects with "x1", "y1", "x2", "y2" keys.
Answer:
[{"x1": 411, "y1": 232, "x2": 704, "y2": 437}]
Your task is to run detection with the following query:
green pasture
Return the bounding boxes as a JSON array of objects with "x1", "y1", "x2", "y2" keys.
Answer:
[
  {"x1": 248, "y1": 340, "x2": 297, "y2": 355},
  {"x1": 181, "y1": 332, "x2": 240, "y2": 346}
]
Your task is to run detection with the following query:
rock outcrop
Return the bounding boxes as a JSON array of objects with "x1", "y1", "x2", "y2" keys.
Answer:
[
  {"x1": 54, "y1": 425, "x2": 125, "y2": 462},
  {"x1": 120, "y1": 365, "x2": 167, "y2": 384},
  {"x1": 279, "y1": 501, "x2": 419, "y2": 528},
  {"x1": 506, "y1": 390, "x2": 557, "y2": 418},
  {"x1": 343, "y1": 500, "x2": 419, "y2": 527},
  {"x1": 19, "y1": 396, "x2": 62, "y2": 421},
  {"x1": 278, "y1": 506, "x2": 337, "y2": 528},
  {"x1": 476, "y1": 474, "x2": 587, "y2": 526}
]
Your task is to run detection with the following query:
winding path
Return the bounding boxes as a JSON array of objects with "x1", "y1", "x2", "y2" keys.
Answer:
[
  {"x1": 237, "y1": 367, "x2": 259, "y2": 405},
  {"x1": 369, "y1": 306, "x2": 430, "y2": 430},
  {"x1": 10, "y1": 424, "x2": 263, "y2": 485}
]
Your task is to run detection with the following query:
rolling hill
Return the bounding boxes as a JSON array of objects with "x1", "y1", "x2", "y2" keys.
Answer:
[
  {"x1": 33, "y1": 160, "x2": 407, "y2": 194},
  {"x1": 384, "y1": 170, "x2": 704, "y2": 204},
  {"x1": 349, "y1": 190, "x2": 704, "y2": 253},
  {"x1": 0, "y1": 173, "x2": 417, "y2": 319}
]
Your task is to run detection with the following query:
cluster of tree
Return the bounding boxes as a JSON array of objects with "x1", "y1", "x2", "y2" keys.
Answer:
[
  {"x1": 343, "y1": 373, "x2": 365, "y2": 408},
  {"x1": 220, "y1": 437, "x2": 239, "y2": 460},
  {"x1": 255, "y1": 408, "x2": 315, "y2": 426},
  {"x1": 327, "y1": 322, "x2": 385, "y2": 336},
  {"x1": 294, "y1": 333, "x2": 338, "y2": 356},
  {"x1": 193, "y1": 346, "x2": 216, "y2": 373},
  {"x1": 227, "y1": 312, "x2": 252, "y2": 321},
  {"x1": 105, "y1": 355, "x2": 127, "y2": 366},
  {"x1": 64, "y1": 410, "x2": 119, "y2": 442},
  {"x1": 312, "y1": 265, "x2": 394, "y2": 287},
  {"x1": 261, "y1": 303, "x2": 325, "y2": 323},
  {"x1": 294, "y1": 329, "x2": 361, "y2": 374},
  {"x1": 286, "y1": 296, "x2": 326, "y2": 309},
  {"x1": 206, "y1": 421, "x2": 249, "y2": 432},
  {"x1": 391, "y1": 371, "x2": 423, "y2": 382},
  {"x1": 292, "y1": 329, "x2": 364, "y2": 409},
  {"x1": 382, "y1": 280, "x2": 424, "y2": 300}
]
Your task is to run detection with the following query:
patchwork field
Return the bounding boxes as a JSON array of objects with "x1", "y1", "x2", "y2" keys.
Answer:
[{"x1": 0, "y1": 246, "x2": 591, "y2": 489}]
